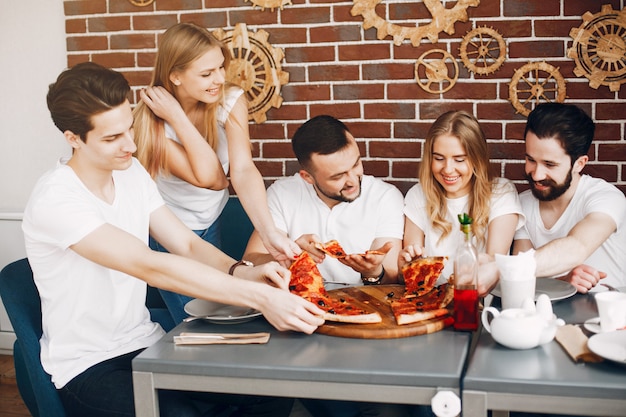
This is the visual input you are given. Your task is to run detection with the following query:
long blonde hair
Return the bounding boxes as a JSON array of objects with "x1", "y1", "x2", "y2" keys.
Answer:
[
  {"x1": 419, "y1": 110, "x2": 493, "y2": 247},
  {"x1": 133, "y1": 23, "x2": 231, "y2": 177}
]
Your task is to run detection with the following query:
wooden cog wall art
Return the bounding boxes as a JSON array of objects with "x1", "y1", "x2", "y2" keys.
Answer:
[
  {"x1": 351, "y1": 0, "x2": 480, "y2": 46},
  {"x1": 213, "y1": 23, "x2": 289, "y2": 124},
  {"x1": 415, "y1": 49, "x2": 459, "y2": 94},
  {"x1": 244, "y1": 0, "x2": 292, "y2": 11},
  {"x1": 567, "y1": 4, "x2": 626, "y2": 92},
  {"x1": 128, "y1": 0, "x2": 154, "y2": 5},
  {"x1": 459, "y1": 26, "x2": 506, "y2": 76},
  {"x1": 508, "y1": 62, "x2": 567, "y2": 117}
]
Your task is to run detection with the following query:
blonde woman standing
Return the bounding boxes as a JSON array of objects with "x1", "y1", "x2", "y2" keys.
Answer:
[
  {"x1": 400, "y1": 110, "x2": 524, "y2": 280},
  {"x1": 134, "y1": 23, "x2": 300, "y2": 323}
]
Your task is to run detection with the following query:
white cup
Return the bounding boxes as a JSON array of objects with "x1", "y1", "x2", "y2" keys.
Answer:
[
  {"x1": 500, "y1": 276, "x2": 536, "y2": 310},
  {"x1": 595, "y1": 292, "x2": 626, "y2": 332}
]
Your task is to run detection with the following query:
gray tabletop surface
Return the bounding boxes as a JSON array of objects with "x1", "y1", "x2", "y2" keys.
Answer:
[
  {"x1": 464, "y1": 293, "x2": 626, "y2": 400},
  {"x1": 133, "y1": 318, "x2": 472, "y2": 389}
]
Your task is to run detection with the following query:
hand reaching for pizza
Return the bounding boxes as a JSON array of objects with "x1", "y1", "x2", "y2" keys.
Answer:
[
  {"x1": 295, "y1": 234, "x2": 327, "y2": 263},
  {"x1": 398, "y1": 244, "x2": 425, "y2": 273},
  {"x1": 261, "y1": 229, "x2": 302, "y2": 268},
  {"x1": 256, "y1": 288, "x2": 326, "y2": 334},
  {"x1": 232, "y1": 260, "x2": 292, "y2": 290},
  {"x1": 338, "y1": 241, "x2": 393, "y2": 277}
]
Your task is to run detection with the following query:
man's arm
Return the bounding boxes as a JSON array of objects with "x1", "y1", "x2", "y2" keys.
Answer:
[{"x1": 71, "y1": 206, "x2": 324, "y2": 333}]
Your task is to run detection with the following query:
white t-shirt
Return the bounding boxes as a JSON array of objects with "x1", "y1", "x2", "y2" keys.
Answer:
[
  {"x1": 155, "y1": 85, "x2": 244, "y2": 230},
  {"x1": 404, "y1": 177, "x2": 524, "y2": 280},
  {"x1": 514, "y1": 175, "x2": 626, "y2": 289},
  {"x1": 267, "y1": 174, "x2": 405, "y2": 285},
  {"x1": 22, "y1": 158, "x2": 165, "y2": 388}
]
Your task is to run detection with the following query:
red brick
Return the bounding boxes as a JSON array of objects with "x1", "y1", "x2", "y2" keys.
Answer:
[
  {"x1": 370, "y1": 141, "x2": 420, "y2": 159},
  {"x1": 66, "y1": 19, "x2": 87, "y2": 34},
  {"x1": 503, "y1": 0, "x2": 560, "y2": 17},
  {"x1": 137, "y1": 52, "x2": 157, "y2": 68},
  {"x1": 205, "y1": 0, "x2": 245, "y2": 8},
  {"x1": 535, "y1": 19, "x2": 581, "y2": 37},
  {"x1": 504, "y1": 162, "x2": 527, "y2": 182},
  {"x1": 364, "y1": 103, "x2": 415, "y2": 120},
  {"x1": 333, "y1": 84, "x2": 384, "y2": 100},
  {"x1": 109, "y1": 0, "x2": 154, "y2": 13},
  {"x1": 67, "y1": 55, "x2": 90, "y2": 68},
  {"x1": 229, "y1": 10, "x2": 279, "y2": 26},
  {"x1": 477, "y1": 103, "x2": 527, "y2": 122},
  {"x1": 339, "y1": 44, "x2": 390, "y2": 61},
  {"x1": 566, "y1": 81, "x2": 615, "y2": 100},
  {"x1": 282, "y1": 6, "x2": 331, "y2": 24},
  {"x1": 88, "y1": 16, "x2": 131, "y2": 32},
  {"x1": 388, "y1": 83, "x2": 435, "y2": 100},
  {"x1": 482, "y1": 122, "x2": 504, "y2": 140},
  {"x1": 468, "y1": 0, "x2": 500, "y2": 18},
  {"x1": 91, "y1": 52, "x2": 135, "y2": 68},
  {"x1": 282, "y1": 84, "x2": 330, "y2": 102},
  {"x1": 392, "y1": 161, "x2": 421, "y2": 179},
  {"x1": 133, "y1": 14, "x2": 179, "y2": 31},
  {"x1": 66, "y1": 35, "x2": 108, "y2": 52},
  {"x1": 349, "y1": 122, "x2": 391, "y2": 139},
  {"x1": 583, "y1": 164, "x2": 618, "y2": 182},
  {"x1": 250, "y1": 123, "x2": 286, "y2": 140},
  {"x1": 509, "y1": 41, "x2": 565, "y2": 59},
  {"x1": 421, "y1": 103, "x2": 473, "y2": 120},
  {"x1": 446, "y1": 82, "x2": 498, "y2": 100},
  {"x1": 489, "y1": 142, "x2": 526, "y2": 160},
  {"x1": 180, "y1": 13, "x2": 227, "y2": 29},
  {"x1": 256, "y1": 161, "x2": 284, "y2": 177},
  {"x1": 309, "y1": 65, "x2": 359, "y2": 82},
  {"x1": 392, "y1": 180, "x2": 414, "y2": 196},
  {"x1": 156, "y1": 0, "x2": 203, "y2": 11},
  {"x1": 111, "y1": 33, "x2": 156, "y2": 50},
  {"x1": 334, "y1": 4, "x2": 366, "y2": 23},
  {"x1": 285, "y1": 160, "x2": 300, "y2": 176},
  {"x1": 263, "y1": 142, "x2": 294, "y2": 159},
  {"x1": 268, "y1": 28, "x2": 308, "y2": 44},
  {"x1": 122, "y1": 70, "x2": 153, "y2": 87},
  {"x1": 265, "y1": 104, "x2": 307, "y2": 121},
  {"x1": 594, "y1": 123, "x2": 622, "y2": 141},
  {"x1": 394, "y1": 122, "x2": 431, "y2": 140},
  {"x1": 597, "y1": 144, "x2": 626, "y2": 162},
  {"x1": 285, "y1": 46, "x2": 335, "y2": 63},
  {"x1": 311, "y1": 25, "x2": 362, "y2": 43},
  {"x1": 564, "y1": 0, "x2": 622, "y2": 16},
  {"x1": 363, "y1": 160, "x2": 391, "y2": 177},
  {"x1": 596, "y1": 103, "x2": 626, "y2": 120},
  {"x1": 363, "y1": 63, "x2": 414, "y2": 81},
  {"x1": 64, "y1": 0, "x2": 106, "y2": 16},
  {"x1": 283, "y1": 66, "x2": 306, "y2": 83},
  {"x1": 309, "y1": 103, "x2": 361, "y2": 120}
]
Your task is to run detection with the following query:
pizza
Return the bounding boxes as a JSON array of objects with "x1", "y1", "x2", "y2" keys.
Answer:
[
  {"x1": 390, "y1": 282, "x2": 454, "y2": 325},
  {"x1": 289, "y1": 252, "x2": 382, "y2": 324},
  {"x1": 388, "y1": 257, "x2": 452, "y2": 325},
  {"x1": 314, "y1": 240, "x2": 386, "y2": 258},
  {"x1": 401, "y1": 256, "x2": 447, "y2": 296}
]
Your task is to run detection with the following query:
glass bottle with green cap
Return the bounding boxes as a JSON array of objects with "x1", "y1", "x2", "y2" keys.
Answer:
[{"x1": 453, "y1": 213, "x2": 479, "y2": 331}]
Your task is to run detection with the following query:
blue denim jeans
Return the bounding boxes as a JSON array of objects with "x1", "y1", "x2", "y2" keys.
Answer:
[
  {"x1": 58, "y1": 349, "x2": 293, "y2": 417},
  {"x1": 149, "y1": 220, "x2": 223, "y2": 324}
]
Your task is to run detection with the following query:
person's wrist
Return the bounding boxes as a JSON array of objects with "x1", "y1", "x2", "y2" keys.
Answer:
[
  {"x1": 228, "y1": 260, "x2": 254, "y2": 276},
  {"x1": 361, "y1": 266, "x2": 385, "y2": 285}
]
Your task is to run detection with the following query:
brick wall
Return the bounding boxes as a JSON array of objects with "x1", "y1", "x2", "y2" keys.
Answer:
[{"x1": 63, "y1": 0, "x2": 626, "y2": 194}]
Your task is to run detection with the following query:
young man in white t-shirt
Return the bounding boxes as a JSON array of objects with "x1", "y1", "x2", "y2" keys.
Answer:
[
  {"x1": 23, "y1": 62, "x2": 324, "y2": 417},
  {"x1": 509, "y1": 103, "x2": 626, "y2": 293}
]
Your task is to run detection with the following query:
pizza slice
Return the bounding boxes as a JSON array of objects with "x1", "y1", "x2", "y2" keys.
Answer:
[
  {"x1": 314, "y1": 240, "x2": 347, "y2": 258},
  {"x1": 401, "y1": 256, "x2": 447, "y2": 296},
  {"x1": 289, "y1": 252, "x2": 381, "y2": 324},
  {"x1": 390, "y1": 282, "x2": 454, "y2": 325}
]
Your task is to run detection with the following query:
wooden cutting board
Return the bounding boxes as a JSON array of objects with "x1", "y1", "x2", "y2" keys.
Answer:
[{"x1": 316, "y1": 284, "x2": 453, "y2": 339}]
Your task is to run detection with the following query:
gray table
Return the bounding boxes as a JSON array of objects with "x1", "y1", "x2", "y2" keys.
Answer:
[
  {"x1": 132, "y1": 318, "x2": 471, "y2": 416},
  {"x1": 462, "y1": 293, "x2": 626, "y2": 417}
]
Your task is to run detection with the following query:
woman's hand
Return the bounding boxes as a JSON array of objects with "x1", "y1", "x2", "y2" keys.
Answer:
[
  {"x1": 256, "y1": 287, "x2": 325, "y2": 334},
  {"x1": 234, "y1": 260, "x2": 292, "y2": 290},
  {"x1": 398, "y1": 244, "x2": 424, "y2": 270},
  {"x1": 294, "y1": 234, "x2": 326, "y2": 264},
  {"x1": 139, "y1": 86, "x2": 186, "y2": 124},
  {"x1": 262, "y1": 229, "x2": 302, "y2": 267}
]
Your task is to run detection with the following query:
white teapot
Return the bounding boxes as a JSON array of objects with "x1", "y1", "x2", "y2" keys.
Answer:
[{"x1": 481, "y1": 295, "x2": 564, "y2": 350}]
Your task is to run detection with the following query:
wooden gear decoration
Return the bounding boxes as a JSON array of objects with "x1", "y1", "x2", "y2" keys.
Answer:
[
  {"x1": 459, "y1": 26, "x2": 506, "y2": 75},
  {"x1": 128, "y1": 0, "x2": 154, "y2": 5},
  {"x1": 244, "y1": 0, "x2": 292, "y2": 11},
  {"x1": 213, "y1": 24, "x2": 289, "y2": 124},
  {"x1": 567, "y1": 4, "x2": 626, "y2": 92},
  {"x1": 508, "y1": 62, "x2": 567, "y2": 117},
  {"x1": 351, "y1": 0, "x2": 480, "y2": 46},
  {"x1": 414, "y1": 49, "x2": 459, "y2": 94}
]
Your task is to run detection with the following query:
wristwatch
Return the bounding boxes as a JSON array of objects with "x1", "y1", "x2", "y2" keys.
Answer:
[
  {"x1": 361, "y1": 266, "x2": 385, "y2": 285},
  {"x1": 228, "y1": 259, "x2": 254, "y2": 275}
]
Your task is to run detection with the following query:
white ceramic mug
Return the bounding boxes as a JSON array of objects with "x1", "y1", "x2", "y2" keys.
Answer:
[
  {"x1": 500, "y1": 276, "x2": 536, "y2": 310},
  {"x1": 595, "y1": 292, "x2": 626, "y2": 332}
]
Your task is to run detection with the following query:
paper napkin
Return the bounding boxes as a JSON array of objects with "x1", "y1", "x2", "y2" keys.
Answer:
[
  {"x1": 173, "y1": 332, "x2": 270, "y2": 345},
  {"x1": 555, "y1": 325, "x2": 603, "y2": 363}
]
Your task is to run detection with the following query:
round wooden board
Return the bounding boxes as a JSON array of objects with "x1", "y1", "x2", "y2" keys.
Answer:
[{"x1": 316, "y1": 285, "x2": 453, "y2": 339}]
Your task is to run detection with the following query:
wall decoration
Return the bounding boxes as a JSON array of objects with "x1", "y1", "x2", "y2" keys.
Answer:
[
  {"x1": 128, "y1": 0, "x2": 154, "y2": 5},
  {"x1": 213, "y1": 23, "x2": 289, "y2": 124},
  {"x1": 459, "y1": 26, "x2": 506, "y2": 76},
  {"x1": 567, "y1": 4, "x2": 626, "y2": 92},
  {"x1": 245, "y1": 0, "x2": 292, "y2": 11},
  {"x1": 508, "y1": 62, "x2": 566, "y2": 117},
  {"x1": 351, "y1": 0, "x2": 480, "y2": 46},
  {"x1": 414, "y1": 49, "x2": 459, "y2": 94}
]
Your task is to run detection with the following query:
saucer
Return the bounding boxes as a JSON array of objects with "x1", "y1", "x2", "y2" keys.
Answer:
[{"x1": 583, "y1": 317, "x2": 602, "y2": 334}]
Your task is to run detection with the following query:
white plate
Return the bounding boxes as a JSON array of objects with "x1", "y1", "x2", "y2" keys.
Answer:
[
  {"x1": 587, "y1": 330, "x2": 626, "y2": 365},
  {"x1": 584, "y1": 317, "x2": 602, "y2": 334},
  {"x1": 184, "y1": 299, "x2": 262, "y2": 324},
  {"x1": 491, "y1": 279, "x2": 576, "y2": 302}
]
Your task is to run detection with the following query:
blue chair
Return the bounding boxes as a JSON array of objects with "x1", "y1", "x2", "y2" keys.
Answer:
[
  {"x1": 0, "y1": 258, "x2": 66, "y2": 417},
  {"x1": 0, "y1": 258, "x2": 177, "y2": 417},
  {"x1": 220, "y1": 196, "x2": 254, "y2": 259}
]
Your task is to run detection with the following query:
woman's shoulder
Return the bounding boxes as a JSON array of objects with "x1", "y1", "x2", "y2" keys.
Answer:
[{"x1": 491, "y1": 176, "x2": 517, "y2": 193}]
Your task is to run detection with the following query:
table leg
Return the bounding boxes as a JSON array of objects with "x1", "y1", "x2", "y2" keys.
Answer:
[
  {"x1": 461, "y1": 390, "x2": 487, "y2": 417},
  {"x1": 133, "y1": 371, "x2": 159, "y2": 417}
]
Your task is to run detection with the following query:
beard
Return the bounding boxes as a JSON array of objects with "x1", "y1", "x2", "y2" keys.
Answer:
[
  {"x1": 313, "y1": 176, "x2": 362, "y2": 203},
  {"x1": 524, "y1": 169, "x2": 573, "y2": 201}
]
